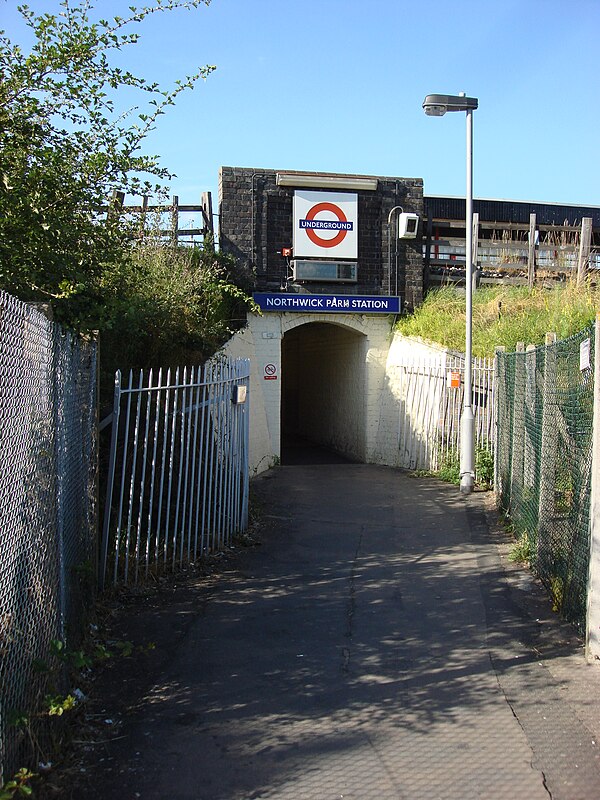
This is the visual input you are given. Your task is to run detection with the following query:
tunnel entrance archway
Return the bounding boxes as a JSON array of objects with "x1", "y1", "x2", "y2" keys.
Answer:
[{"x1": 281, "y1": 321, "x2": 367, "y2": 465}]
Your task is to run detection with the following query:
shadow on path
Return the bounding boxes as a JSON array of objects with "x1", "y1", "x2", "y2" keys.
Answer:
[{"x1": 51, "y1": 465, "x2": 600, "y2": 800}]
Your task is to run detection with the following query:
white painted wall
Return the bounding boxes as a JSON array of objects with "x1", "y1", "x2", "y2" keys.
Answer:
[
  {"x1": 371, "y1": 336, "x2": 455, "y2": 468},
  {"x1": 217, "y1": 312, "x2": 394, "y2": 474},
  {"x1": 217, "y1": 312, "x2": 459, "y2": 474}
]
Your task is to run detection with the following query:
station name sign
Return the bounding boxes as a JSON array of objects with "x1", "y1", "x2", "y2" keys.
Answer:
[{"x1": 253, "y1": 293, "x2": 401, "y2": 314}]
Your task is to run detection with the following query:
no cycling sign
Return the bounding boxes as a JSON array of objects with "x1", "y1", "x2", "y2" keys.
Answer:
[{"x1": 293, "y1": 190, "x2": 358, "y2": 259}]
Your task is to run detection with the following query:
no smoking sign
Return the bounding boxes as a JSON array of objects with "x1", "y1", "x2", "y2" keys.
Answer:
[
  {"x1": 263, "y1": 363, "x2": 278, "y2": 381},
  {"x1": 293, "y1": 190, "x2": 358, "y2": 259}
]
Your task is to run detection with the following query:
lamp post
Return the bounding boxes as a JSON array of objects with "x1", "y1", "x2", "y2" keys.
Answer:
[{"x1": 423, "y1": 92, "x2": 479, "y2": 494}]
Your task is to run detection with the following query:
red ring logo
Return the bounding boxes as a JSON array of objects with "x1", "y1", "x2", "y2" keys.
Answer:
[{"x1": 305, "y1": 202, "x2": 349, "y2": 249}]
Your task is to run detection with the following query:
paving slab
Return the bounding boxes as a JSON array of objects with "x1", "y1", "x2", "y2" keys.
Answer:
[{"x1": 61, "y1": 464, "x2": 600, "y2": 799}]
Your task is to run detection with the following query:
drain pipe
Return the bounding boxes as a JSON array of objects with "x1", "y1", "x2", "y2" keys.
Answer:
[
  {"x1": 387, "y1": 205, "x2": 404, "y2": 296},
  {"x1": 251, "y1": 172, "x2": 258, "y2": 278}
]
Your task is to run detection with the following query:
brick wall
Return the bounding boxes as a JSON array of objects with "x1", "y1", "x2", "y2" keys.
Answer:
[{"x1": 219, "y1": 166, "x2": 424, "y2": 309}]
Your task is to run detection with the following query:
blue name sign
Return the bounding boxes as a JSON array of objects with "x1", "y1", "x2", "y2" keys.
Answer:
[{"x1": 253, "y1": 293, "x2": 401, "y2": 314}]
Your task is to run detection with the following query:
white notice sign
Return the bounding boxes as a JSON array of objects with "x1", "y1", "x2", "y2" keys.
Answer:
[{"x1": 580, "y1": 338, "x2": 591, "y2": 371}]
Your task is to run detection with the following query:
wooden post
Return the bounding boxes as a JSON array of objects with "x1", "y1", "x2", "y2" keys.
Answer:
[
  {"x1": 538, "y1": 332, "x2": 557, "y2": 574},
  {"x1": 109, "y1": 190, "x2": 125, "y2": 222},
  {"x1": 201, "y1": 191, "x2": 214, "y2": 235},
  {"x1": 528, "y1": 213, "x2": 537, "y2": 288},
  {"x1": 577, "y1": 217, "x2": 593, "y2": 286},
  {"x1": 171, "y1": 195, "x2": 179, "y2": 246},
  {"x1": 424, "y1": 215, "x2": 433, "y2": 292},
  {"x1": 138, "y1": 195, "x2": 149, "y2": 238},
  {"x1": 587, "y1": 315, "x2": 600, "y2": 659}
]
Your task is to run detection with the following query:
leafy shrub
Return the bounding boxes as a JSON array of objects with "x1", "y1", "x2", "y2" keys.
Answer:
[
  {"x1": 98, "y1": 239, "x2": 254, "y2": 405},
  {"x1": 0, "y1": 0, "x2": 213, "y2": 331}
]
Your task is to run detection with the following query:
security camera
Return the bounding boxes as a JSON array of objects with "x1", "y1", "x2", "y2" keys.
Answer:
[{"x1": 398, "y1": 213, "x2": 419, "y2": 239}]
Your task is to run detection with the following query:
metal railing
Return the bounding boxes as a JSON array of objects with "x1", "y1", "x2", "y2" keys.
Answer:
[
  {"x1": 396, "y1": 355, "x2": 495, "y2": 475},
  {"x1": 100, "y1": 358, "x2": 250, "y2": 587},
  {"x1": 0, "y1": 291, "x2": 97, "y2": 784}
]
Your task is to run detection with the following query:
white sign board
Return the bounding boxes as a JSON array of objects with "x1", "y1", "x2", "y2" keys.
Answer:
[
  {"x1": 293, "y1": 190, "x2": 358, "y2": 259},
  {"x1": 580, "y1": 338, "x2": 591, "y2": 371}
]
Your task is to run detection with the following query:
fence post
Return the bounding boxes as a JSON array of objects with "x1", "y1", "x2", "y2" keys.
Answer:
[
  {"x1": 99, "y1": 370, "x2": 122, "y2": 590},
  {"x1": 92, "y1": 332, "x2": 100, "y2": 588},
  {"x1": 510, "y1": 343, "x2": 526, "y2": 511},
  {"x1": 138, "y1": 194, "x2": 149, "y2": 238},
  {"x1": 494, "y1": 346, "x2": 506, "y2": 496},
  {"x1": 587, "y1": 316, "x2": 600, "y2": 659},
  {"x1": 201, "y1": 191, "x2": 214, "y2": 235},
  {"x1": 537, "y1": 332, "x2": 557, "y2": 572},
  {"x1": 171, "y1": 195, "x2": 179, "y2": 246},
  {"x1": 524, "y1": 344, "x2": 537, "y2": 491},
  {"x1": 424, "y1": 215, "x2": 433, "y2": 290},
  {"x1": 52, "y1": 330, "x2": 67, "y2": 642},
  {"x1": 528, "y1": 213, "x2": 537, "y2": 288},
  {"x1": 577, "y1": 217, "x2": 593, "y2": 286},
  {"x1": 109, "y1": 190, "x2": 125, "y2": 222}
]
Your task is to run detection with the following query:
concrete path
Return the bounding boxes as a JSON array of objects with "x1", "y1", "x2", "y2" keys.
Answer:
[{"x1": 74, "y1": 463, "x2": 600, "y2": 799}]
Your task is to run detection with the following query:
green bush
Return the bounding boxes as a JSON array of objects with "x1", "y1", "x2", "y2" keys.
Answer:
[
  {"x1": 99, "y1": 239, "x2": 254, "y2": 404},
  {"x1": 0, "y1": 0, "x2": 213, "y2": 331}
]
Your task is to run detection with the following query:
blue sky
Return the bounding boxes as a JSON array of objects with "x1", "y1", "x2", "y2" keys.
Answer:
[{"x1": 3, "y1": 0, "x2": 600, "y2": 208}]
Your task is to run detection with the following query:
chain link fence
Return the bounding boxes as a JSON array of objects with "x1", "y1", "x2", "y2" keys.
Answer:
[
  {"x1": 496, "y1": 325, "x2": 595, "y2": 632},
  {"x1": 0, "y1": 291, "x2": 98, "y2": 783}
]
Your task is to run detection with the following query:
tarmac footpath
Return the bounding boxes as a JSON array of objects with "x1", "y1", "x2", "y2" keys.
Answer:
[{"x1": 68, "y1": 463, "x2": 600, "y2": 800}]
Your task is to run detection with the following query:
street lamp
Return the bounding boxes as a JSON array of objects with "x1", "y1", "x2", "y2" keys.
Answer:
[{"x1": 423, "y1": 92, "x2": 479, "y2": 494}]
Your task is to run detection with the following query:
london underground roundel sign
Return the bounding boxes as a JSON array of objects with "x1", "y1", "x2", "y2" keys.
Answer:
[{"x1": 293, "y1": 190, "x2": 358, "y2": 259}]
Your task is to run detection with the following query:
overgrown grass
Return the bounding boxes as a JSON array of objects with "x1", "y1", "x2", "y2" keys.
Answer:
[{"x1": 396, "y1": 284, "x2": 599, "y2": 356}]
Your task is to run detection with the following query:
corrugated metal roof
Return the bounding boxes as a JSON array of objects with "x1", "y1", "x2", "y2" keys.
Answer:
[{"x1": 424, "y1": 196, "x2": 600, "y2": 226}]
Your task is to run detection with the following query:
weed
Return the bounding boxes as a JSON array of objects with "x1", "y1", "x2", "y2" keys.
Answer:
[
  {"x1": 475, "y1": 447, "x2": 494, "y2": 488},
  {"x1": 45, "y1": 695, "x2": 76, "y2": 717},
  {"x1": 509, "y1": 531, "x2": 532, "y2": 565},
  {"x1": 437, "y1": 452, "x2": 460, "y2": 484},
  {"x1": 0, "y1": 768, "x2": 37, "y2": 799},
  {"x1": 550, "y1": 575, "x2": 564, "y2": 612},
  {"x1": 5, "y1": 635, "x2": 151, "y2": 789}
]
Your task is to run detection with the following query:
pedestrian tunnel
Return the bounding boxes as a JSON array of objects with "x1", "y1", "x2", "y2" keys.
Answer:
[{"x1": 281, "y1": 321, "x2": 367, "y2": 463}]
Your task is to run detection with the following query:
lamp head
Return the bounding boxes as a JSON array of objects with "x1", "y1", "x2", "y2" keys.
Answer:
[
  {"x1": 424, "y1": 104, "x2": 447, "y2": 117},
  {"x1": 423, "y1": 94, "x2": 479, "y2": 115}
]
